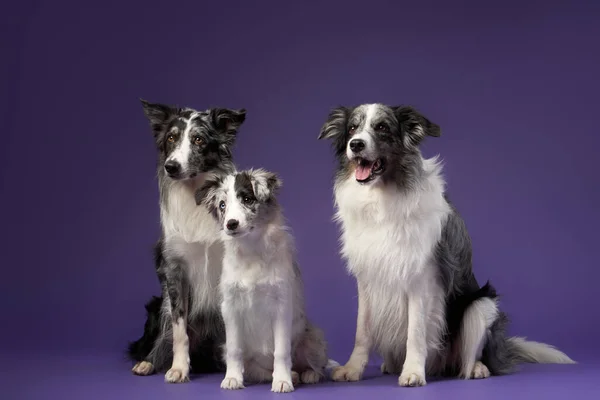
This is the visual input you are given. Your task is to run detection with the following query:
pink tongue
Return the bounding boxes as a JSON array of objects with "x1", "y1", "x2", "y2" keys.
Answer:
[{"x1": 355, "y1": 163, "x2": 372, "y2": 181}]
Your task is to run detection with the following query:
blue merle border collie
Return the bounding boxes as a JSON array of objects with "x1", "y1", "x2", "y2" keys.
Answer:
[
  {"x1": 127, "y1": 99, "x2": 246, "y2": 383},
  {"x1": 318, "y1": 103, "x2": 575, "y2": 387}
]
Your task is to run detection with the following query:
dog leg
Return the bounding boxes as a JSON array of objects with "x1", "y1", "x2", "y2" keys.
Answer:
[
  {"x1": 458, "y1": 297, "x2": 498, "y2": 379},
  {"x1": 163, "y1": 263, "x2": 191, "y2": 383},
  {"x1": 220, "y1": 300, "x2": 245, "y2": 390},
  {"x1": 292, "y1": 322, "x2": 327, "y2": 384},
  {"x1": 399, "y1": 292, "x2": 428, "y2": 387},
  {"x1": 332, "y1": 281, "x2": 371, "y2": 382},
  {"x1": 271, "y1": 293, "x2": 294, "y2": 393}
]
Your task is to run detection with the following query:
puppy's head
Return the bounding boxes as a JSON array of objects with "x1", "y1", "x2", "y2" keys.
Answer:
[
  {"x1": 140, "y1": 99, "x2": 246, "y2": 180},
  {"x1": 318, "y1": 103, "x2": 440, "y2": 186},
  {"x1": 195, "y1": 169, "x2": 282, "y2": 238}
]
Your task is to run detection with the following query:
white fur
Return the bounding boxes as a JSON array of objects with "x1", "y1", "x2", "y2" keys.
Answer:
[
  {"x1": 160, "y1": 176, "x2": 225, "y2": 382},
  {"x1": 332, "y1": 157, "x2": 452, "y2": 386},
  {"x1": 166, "y1": 114, "x2": 198, "y2": 172},
  {"x1": 346, "y1": 104, "x2": 378, "y2": 161},
  {"x1": 507, "y1": 337, "x2": 575, "y2": 364},
  {"x1": 217, "y1": 179, "x2": 316, "y2": 393},
  {"x1": 458, "y1": 298, "x2": 499, "y2": 378}
]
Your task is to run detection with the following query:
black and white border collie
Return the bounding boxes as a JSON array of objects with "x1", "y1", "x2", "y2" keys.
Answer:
[
  {"x1": 127, "y1": 99, "x2": 246, "y2": 383},
  {"x1": 196, "y1": 169, "x2": 332, "y2": 392},
  {"x1": 318, "y1": 103, "x2": 575, "y2": 386}
]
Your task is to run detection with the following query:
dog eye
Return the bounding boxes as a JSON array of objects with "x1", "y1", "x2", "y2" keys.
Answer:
[
  {"x1": 167, "y1": 134, "x2": 176, "y2": 143},
  {"x1": 243, "y1": 196, "x2": 252, "y2": 204},
  {"x1": 348, "y1": 125, "x2": 357, "y2": 133},
  {"x1": 376, "y1": 124, "x2": 389, "y2": 132},
  {"x1": 194, "y1": 137, "x2": 203, "y2": 146},
  {"x1": 219, "y1": 201, "x2": 226, "y2": 210}
]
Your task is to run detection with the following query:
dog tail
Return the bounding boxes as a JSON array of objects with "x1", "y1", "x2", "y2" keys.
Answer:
[
  {"x1": 126, "y1": 295, "x2": 163, "y2": 362},
  {"x1": 482, "y1": 312, "x2": 575, "y2": 375},
  {"x1": 507, "y1": 337, "x2": 576, "y2": 364},
  {"x1": 325, "y1": 359, "x2": 340, "y2": 370}
]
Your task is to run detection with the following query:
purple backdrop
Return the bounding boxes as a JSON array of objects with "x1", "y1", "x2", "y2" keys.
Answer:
[{"x1": 2, "y1": 0, "x2": 599, "y2": 385}]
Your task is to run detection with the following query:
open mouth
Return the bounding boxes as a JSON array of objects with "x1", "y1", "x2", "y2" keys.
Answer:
[{"x1": 354, "y1": 158, "x2": 385, "y2": 183}]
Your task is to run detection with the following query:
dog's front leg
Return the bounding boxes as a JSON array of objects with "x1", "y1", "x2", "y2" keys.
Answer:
[
  {"x1": 332, "y1": 280, "x2": 371, "y2": 382},
  {"x1": 271, "y1": 288, "x2": 294, "y2": 393},
  {"x1": 164, "y1": 262, "x2": 190, "y2": 383},
  {"x1": 220, "y1": 297, "x2": 245, "y2": 390},
  {"x1": 399, "y1": 290, "x2": 428, "y2": 387}
]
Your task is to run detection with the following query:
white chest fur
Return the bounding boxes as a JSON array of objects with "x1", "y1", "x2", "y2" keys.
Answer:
[
  {"x1": 220, "y1": 229, "x2": 304, "y2": 356},
  {"x1": 161, "y1": 179, "x2": 225, "y2": 315},
  {"x1": 333, "y1": 158, "x2": 450, "y2": 354}
]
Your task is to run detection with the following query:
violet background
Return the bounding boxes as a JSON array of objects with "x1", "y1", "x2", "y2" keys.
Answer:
[{"x1": 2, "y1": 0, "x2": 599, "y2": 399}]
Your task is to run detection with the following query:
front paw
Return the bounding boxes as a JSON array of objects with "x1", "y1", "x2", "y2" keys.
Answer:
[
  {"x1": 271, "y1": 379, "x2": 294, "y2": 393},
  {"x1": 221, "y1": 376, "x2": 245, "y2": 390},
  {"x1": 165, "y1": 367, "x2": 189, "y2": 383},
  {"x1": 399, "y1": 366, "x2": 426, "y2": 387},
  {"x1": 331, "y1": 364, "x2": 363, "y2": 382}
]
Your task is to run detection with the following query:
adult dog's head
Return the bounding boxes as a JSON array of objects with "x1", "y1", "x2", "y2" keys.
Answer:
[
  {"x1": 141, "y1": 99, "x2": 246, "y2": 180},
  {"x1": 318, "y1": 103, "x2": 440, "y2": 188},
  {"x1": 195, "y1": 169, "x2": 282, "y2": 239}
]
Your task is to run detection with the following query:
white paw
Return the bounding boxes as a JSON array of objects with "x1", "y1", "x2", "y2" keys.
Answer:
[
  {"x1": 132, "y1": 361, "x2": 154, "y2": 376},
  {"x1": 331, "y1": 365, "x2": 363, "y2": 382},
  {"x1": 271, "y1": 379, "x2": 295, "y2": 393},
  {"x1": 165, "y1": 367, "x2": 189, "y2": 383},
  {"x1": 221, "y1": 376, "x2": 245, "y2": 390},
  {"x1": 399, "y1": 366, "x2": 427, "y2": 387},
  {"x1": 470, "y1": 361, "x2": 491, "y2": 379},
  {"x1": 300, "y1": 369, "x2": 321, "y2": 384},
  {"x1": 291, "y1": 371, "x2": 300, "y2": 385}
]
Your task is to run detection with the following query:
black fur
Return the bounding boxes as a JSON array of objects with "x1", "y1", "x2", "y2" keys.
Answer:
[
  {"x1": 128, "y1": 100, "x2": 246, "y2": 375},
  {"x1": 127, "y1": 240, "x2": 226, "y2": 373},
  {"x1": 319, "y1": 103, "x2": 573, "y2": 378}
]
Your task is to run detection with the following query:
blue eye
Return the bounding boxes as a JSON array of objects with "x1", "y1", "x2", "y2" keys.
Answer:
[{"x1": 219, "y1": 201, "x2": 226, "y2": 210}]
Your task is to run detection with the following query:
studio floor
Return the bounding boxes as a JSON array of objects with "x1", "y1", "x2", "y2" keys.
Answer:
[{"x1": 3, "y1": 352, "x2": 599, "y2": 400}]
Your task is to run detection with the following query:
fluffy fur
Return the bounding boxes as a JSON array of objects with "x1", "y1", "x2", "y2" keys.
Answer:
[
  {"x1": 318, "y1": 103, "x2": 575, "y2": 387},
  {"x1": 196, "y1": 169, "x2": 331, "y2": 393},
  {"x1": 127, "y1": 99, "x2": 247, "y2": 383}
]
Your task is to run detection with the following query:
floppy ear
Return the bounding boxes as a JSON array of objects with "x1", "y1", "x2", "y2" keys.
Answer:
[
  {"x1": 140, "y1": 99, "x2": 179, "y2": 138},
  {"x1": 393, "y1": 106, "x2": 440, "y2": 147},
  {"x1": 318, "y1": 106, "x2": 350, "y2": 140},
  {"x1": 210, "y1": 108, "x2": 247, "y2": 140},
  {"x1": 195, "y1": 176, "x2": 222, "y2": 218},
  {"x1": 318, "y1": 106, "x2": 352, "y2": 158},
  {"x1": 251, "y1": 169, "x2": 282, "y2": 202}
]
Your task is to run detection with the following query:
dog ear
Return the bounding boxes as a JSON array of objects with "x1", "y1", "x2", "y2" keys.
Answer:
[
  {"x1": 210, "y1": 108, "x2": 247, "y2": 139},
  {"x1": 393, "y1": 106, "x2": 441, "y2": 147},
  {"x1": 318, "y1": 106, "x2": 352, "y2": 158},
  {"x1": 140, "y1": 99, "x2": 179, "y2": 138},
  {"x1": 251, "y1": 169, "x2": 282, "y2": 202},
  {"x1": 195, "y1": 176, "x2": 223, "y2": 218},
  {"x1": 318, "y1": 106, "x2": 350, "y2": 140}
]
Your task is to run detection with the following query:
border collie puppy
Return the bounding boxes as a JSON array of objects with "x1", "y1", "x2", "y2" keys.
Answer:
[
  {"x1": 196, "y1": 169, "x2": 331, "y2": 393},
  {"x1": 318, "y1": 103, "x2": 575, "y2": 387},
  {"x1": 127, "y1": 99, "x2": 246, "y2": 383}
]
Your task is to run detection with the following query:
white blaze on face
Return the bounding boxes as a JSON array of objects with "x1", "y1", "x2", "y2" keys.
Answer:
[
  {"x1": 166, "y1": 113, "x2": 199, "y2": 172},
  {"x1": 347, "y1": 104, "x2": 382, "y2": 182},
  {"x1": 221, "y1": 175, "x2": 249, "y2": 233},
  {"x1": 346, "y1": 104, "x2": 377, "y2": 161}
]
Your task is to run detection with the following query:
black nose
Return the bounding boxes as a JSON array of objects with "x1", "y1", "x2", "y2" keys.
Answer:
[
  {"x1": 226, "y1": 219, "x2": 239, "y2": 231},
  {"x1": 349, "y1": 139, "x2": 365, "y2": 153},
  {"x1": 164, "y1": 161, "x2": 181, "y2": 175}
]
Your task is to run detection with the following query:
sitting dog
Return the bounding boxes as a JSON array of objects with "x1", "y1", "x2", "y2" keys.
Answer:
[
  {"x1": 196, "y1": 169, "x2": 332, "y2": 392},
  {"x1": 128, "y1": 99, "x2": 246, "y2": 383},
  {"x1": 318, "y1": 103, "x2": 575, "y2": 386}
]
